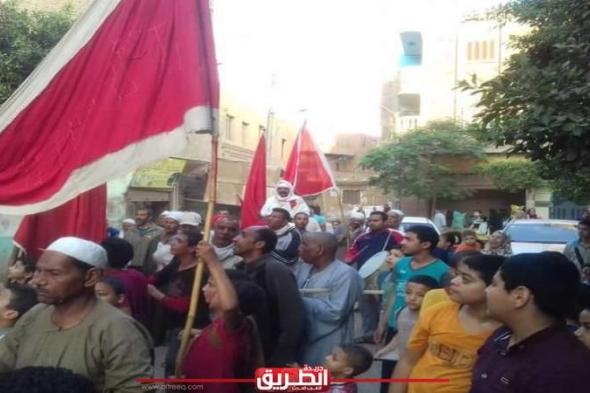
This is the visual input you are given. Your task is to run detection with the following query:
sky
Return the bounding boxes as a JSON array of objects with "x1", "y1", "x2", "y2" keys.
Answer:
[{"x1": 212, "y1": 0, "x2": 503, "y2": 148}]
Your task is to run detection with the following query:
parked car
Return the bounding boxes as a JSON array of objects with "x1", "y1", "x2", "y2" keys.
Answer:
[
  {"x1": 400, "y1": 216, "x2": 440, "y2": 234},
  {"x1": 503, "y1": 219, "x2": 578, "y2": 254}
]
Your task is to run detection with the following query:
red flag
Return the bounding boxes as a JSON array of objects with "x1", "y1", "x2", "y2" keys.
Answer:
[
  {"x1": 0, "y1": 0, "x2": 218, "y2": 215},
  {"x1": 283, "y1": 126, "x2": 337, "y2": 196},
  {"x1": 13, "y1": 185, "x2": 107, "y2": 259},
  {"x1": 241, "y1": 135, "x2": 267, "y2": 229}
]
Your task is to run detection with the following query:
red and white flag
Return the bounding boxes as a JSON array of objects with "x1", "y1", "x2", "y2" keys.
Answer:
[
  {"x1": 0, "y1": 0, "x2": 219, "y2": 215},
  {"x1": 283, "y1": 125, "x2": 337, "y2": 196},
  {"x1": 240, "y1": 135, "x2": 267, "y2": 228},
  {"x1": 13, "y1": 185, "x2": 107, "y2": 259}
]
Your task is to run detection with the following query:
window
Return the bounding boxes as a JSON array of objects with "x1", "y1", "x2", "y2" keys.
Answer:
[
  {"x1": 225, "y1": 114, "x2": 234, "y2": 140},
  {"x1": 467, "y1": 40, "x2": 496, "y2": 61},
  {"x1": 343, "y1": 190, "x2": 361, "y2": 204},
  {"x1": 398, "y1": 94, "x2": 421, "y2": 116},
  {"x1": 241, "y1": 122, "x2": 249, "y2": 145}
]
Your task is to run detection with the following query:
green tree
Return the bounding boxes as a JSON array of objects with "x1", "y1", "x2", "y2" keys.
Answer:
[
  {"x1": 468, "y1": 0, "x2": 590, "y2": 203},
  {"x1": 476, "y1": 159, "x2": 547, "y2": 193},
  {"x1": 0, "y1": 1, "x2": 74, "y2": 104},
  {"x1": 360, "y1": 120, "x2": 485, "y2": 214}
]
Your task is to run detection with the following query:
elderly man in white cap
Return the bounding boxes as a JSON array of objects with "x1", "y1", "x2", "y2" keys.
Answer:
[
  {"x1": 260, "y1": 180, "x2": 311, "y2": 219},
  {"x1": 386, "y1": 209, "x2": 405, "y2": 231},
  {"x1": 0, "y1": 237, "x2": 153, "y2": 392}
]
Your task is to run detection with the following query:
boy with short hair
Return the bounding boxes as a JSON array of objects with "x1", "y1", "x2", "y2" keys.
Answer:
[
  {"x1": 455, "y1": 229, "x2": 481, "y2": 253},
  {"x1": 0, "y1": 283, "x2": 38, "y2": 339},
  {"x1": 324, "y1": 344, "x2": 373, "y2": 393},
  {"x1": 471, "y1": 252, "x2": 590, "y2": 393},
  {"x1": 7, "y1": 257, "x2": 36, "y2": 285},
  {"x1": 376, "y1": 275, "x2": 439, "y2": 393},
  {"x1": 94, "y1": 276, "x2": 131, "y2": 315},
  {"x1": 391, "y1": 254, "x2": 505, "y2": 393}
]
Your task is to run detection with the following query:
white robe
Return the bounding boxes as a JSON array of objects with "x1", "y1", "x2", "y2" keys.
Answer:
[{"x1": 260, "y1": 181, "x2": 310, "y2": 218}]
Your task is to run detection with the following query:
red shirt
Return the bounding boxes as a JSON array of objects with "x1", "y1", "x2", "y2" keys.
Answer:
[{"x1": 182, "y1": 318, "x2": 253, "y2": 393}]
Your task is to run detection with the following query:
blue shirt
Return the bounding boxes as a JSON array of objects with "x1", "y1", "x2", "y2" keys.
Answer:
[{"x1": 387, "y1": 256, "x2": 449, "y2": 327}]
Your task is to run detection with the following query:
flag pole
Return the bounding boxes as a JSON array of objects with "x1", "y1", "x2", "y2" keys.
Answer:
[{"x1": 175, "y1": 131, "x2": 218, "y2": 376}]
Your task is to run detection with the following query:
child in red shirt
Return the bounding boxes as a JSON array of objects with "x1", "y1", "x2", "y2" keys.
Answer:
[
  {"x1": 324, "y1": 344, "x2": 373, "y2": 393},
  {"x1": 181, "y1": 242, "x2": 266, "y2": 393}
]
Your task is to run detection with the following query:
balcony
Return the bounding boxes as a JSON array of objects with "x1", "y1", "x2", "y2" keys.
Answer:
[{"x1": 396, "y1": 116, "x2": 421, "y2": 132}]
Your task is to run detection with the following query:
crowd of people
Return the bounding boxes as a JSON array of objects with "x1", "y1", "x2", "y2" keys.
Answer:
[{"x1": 0, "y1": 180, "x2": 589, "y2": 393}]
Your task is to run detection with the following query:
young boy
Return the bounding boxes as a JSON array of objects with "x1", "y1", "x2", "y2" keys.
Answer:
[
  {"x1": 375, "y1": 275, "x2": 439, "y2": 393},
  {"x1": 7, "y1": 257, "x2": 36, "y2": 285},
  {"x1": 391, "y1": 254, "x2": 505, "y2": 393},
  {"x1": 324, "y1": 344, "x2": 374, "y2": 393},
  {"x1": 0, "y1": 283, "x2": 38, "y2": 339},
  {"x1": 95, "y1": 277, "x2": 131, "y2": 315},
  {"x1": 472, "y1": 253, "x2": 590, "y2": 393},
  {"x1": 454, "y1": 229, "x2": 482, "y2": 253}
]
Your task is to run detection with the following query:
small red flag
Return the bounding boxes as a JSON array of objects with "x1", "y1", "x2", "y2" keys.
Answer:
[
  {"x1": 13, "y1": 185, "x2": 107, "y2": 259},
  {"x1": 241, "y1": 135, "x2": 267, "y2": 229},
  {"x1": 283, "y1": 126, "x2": 336, "y2": 196}
]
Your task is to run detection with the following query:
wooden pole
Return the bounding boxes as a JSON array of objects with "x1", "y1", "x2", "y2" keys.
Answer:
[{"x1": 175, "y1": 132, "x2": 219, "y2": 376}]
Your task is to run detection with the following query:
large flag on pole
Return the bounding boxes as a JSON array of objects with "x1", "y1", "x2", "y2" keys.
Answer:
[
  {"x1": 0, "y1": 0, "x2": 219, "y2": 215},
  {"x1": 13, "y1": 185, "x2": 107, "y2": 259},
  {"x1": 283, "y1": 125, "x2": 337, "y2": 196},
  {"x1": 240, "y1": 135, "x2": 267, "y2": 228}
]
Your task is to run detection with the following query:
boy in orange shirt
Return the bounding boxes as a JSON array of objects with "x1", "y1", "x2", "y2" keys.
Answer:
[
  {"x1": 390, "y1": 254, "x2": 505, "y2": 393},
  {"x1": 454, "y1": 230, "x2": 481, "y2": 253}
]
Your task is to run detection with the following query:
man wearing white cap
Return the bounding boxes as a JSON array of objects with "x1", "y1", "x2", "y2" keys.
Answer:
[
  {"x1": 146, "y1": 211, "x2": 183, "y2": 274},
  {"x1": 260, "y1": 180, "x2": 311, "y2": 218},
  {"x1": 0, "y1": 237, "x2": 153, "y2": 392}
]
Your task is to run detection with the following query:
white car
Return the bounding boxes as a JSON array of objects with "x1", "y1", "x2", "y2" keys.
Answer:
[
  {"x1": 503, "y1": 219, "x2": 578, "y2": 254},
  {"x1": 400, "y1": 216, "x2": 440, "y2": 234}
]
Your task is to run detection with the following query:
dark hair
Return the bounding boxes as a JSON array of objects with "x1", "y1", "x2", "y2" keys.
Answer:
[
  {"x1": 6, "y1": 283, "x2": 38, "y2": 318},
  {"x1": 271, "y1": 208, "x2": 291, "y2": 222},
  {"x1": 407, "y1": 275, "x2": 440, "y2": 290},
  {"x1": 579, "y1": 218, "x2": 590, "y2": 228},
  {"x1": 0, "y1": 367, "x2": 95, "y2": 393},
  {"x1": 251, "y1": 227, "x2": 278, "y2": 253},
  {"x1": 311, "y1": 205, "x2": 321, "y2": 215},
  {"x1": 500, "y1": 252, "x2": 580, "y2": 320},
  {"x1": 448, "y1": 251, "x2": 481, "y2": 268},
  {"x1": 440, "y1": 231, "x2": 461, "y2": 247},
  {"x1": 15, "y1": 256, "x2": 36, "y2": 274},
  {"x1": 100, "y1": 276, "x2": 126, "y2": 296},
  {"x1": 136, "y1": 206, "x2": 153, "y2": 216},
  {"x1": 369, "y1": 211, "x2": 387, "y2": 221},
  {"x1": 100, "y1": 238, "x2": 134, "y2": 269},
  {"x1": 460, "y1": 254, "x2": 506, "y2": 285},
  {"x1": 226, "y1": 270, "x2": 267, "y2": 316},
  {"x1": 178, "y1": 231, "x2": 204, "y2": 247},
  {"x1": 406, "y1": 225, "x2": 440, "y2": 251},
  {"x1": 340, "y1": 344, "x2": 373, "y2": 377}
]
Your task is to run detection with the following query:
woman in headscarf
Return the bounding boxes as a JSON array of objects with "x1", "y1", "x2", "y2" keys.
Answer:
[
  {"x1": 482, "y1": 230, "x2": 513, "y2": 257},
  {"x1": 260, "y1": 180, "x2": 310, "y2": 218}
]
